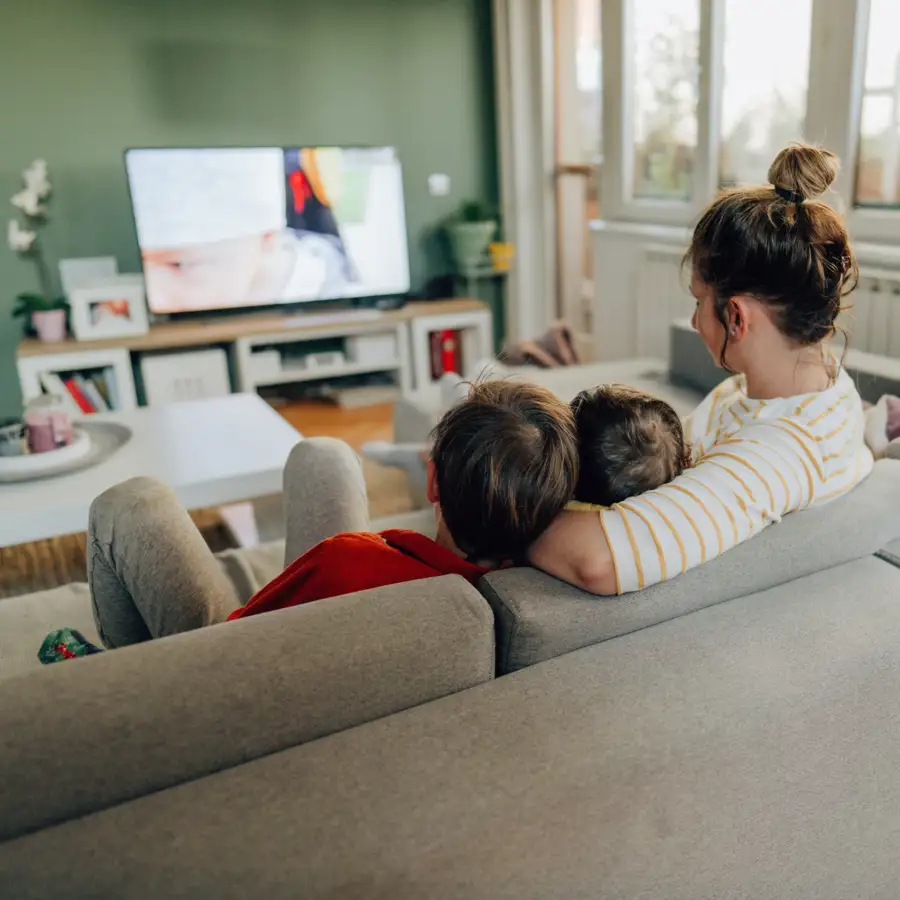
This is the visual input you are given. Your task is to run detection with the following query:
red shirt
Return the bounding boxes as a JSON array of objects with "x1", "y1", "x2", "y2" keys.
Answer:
[{"x1": 227, "y1": 529, "x2": 489, "y2": 621}]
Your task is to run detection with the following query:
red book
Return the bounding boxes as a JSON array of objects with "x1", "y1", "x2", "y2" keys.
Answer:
[
  {"x1": 64, "y1": 377, "x2": 94, "y2": 414},
  {"x1": 440, "y1": 329, "x2": 462, "y2": 375}
]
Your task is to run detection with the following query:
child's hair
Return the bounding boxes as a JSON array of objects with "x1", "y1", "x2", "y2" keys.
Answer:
[
  {"x1": 571, "y1": 385, "x2": 689, "y2": 506},
  {"x1": 430, "y1": 380, "x2": 578, "y2": 561},
  {"x1": 685, "y1": 142, "x2": 857, "y2": 369}
]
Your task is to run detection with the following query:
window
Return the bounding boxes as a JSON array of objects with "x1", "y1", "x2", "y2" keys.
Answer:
[
  {"x1": 854, "y1": 0, "x2": 900, "y2": 207},
  {"x1": 719, "y1": 0, "x2": 812, "y2": 187},
  {"x1": 593, "y1": 0, "x2": 900, "y2": 236},
  {"x1": 631, "y1": 0, "x2": 700, "y2": 201}
]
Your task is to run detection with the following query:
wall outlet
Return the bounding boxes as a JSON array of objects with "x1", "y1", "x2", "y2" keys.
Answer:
[{"x1": 427, "y1": 173, "x2": 451, "y2": 197}]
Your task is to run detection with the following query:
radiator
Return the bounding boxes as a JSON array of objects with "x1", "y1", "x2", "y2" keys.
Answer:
[
  {"x1": 631, "y1": 245, "x2": 900, "y2": 359},
  {"x1": 843, "y1": 268, "x2": 900, "y2": 356},
  {"x1": 634, "y1": 244, "x2": 694, "y2": 359}
]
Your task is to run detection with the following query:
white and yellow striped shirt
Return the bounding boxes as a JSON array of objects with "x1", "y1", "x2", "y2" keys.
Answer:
[{"x1": 595, "y1": 369, "x2": 873, "y2": 594}]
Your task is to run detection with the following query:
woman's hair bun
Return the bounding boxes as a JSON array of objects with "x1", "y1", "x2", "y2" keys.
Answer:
[{"x1": 768, "y1": 143, "x2": 840, "y2": 201}]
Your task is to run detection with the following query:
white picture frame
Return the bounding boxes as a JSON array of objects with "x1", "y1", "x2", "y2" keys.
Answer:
[{"x1": 69, "y1": 275, "x2": 149, "y2": 341}]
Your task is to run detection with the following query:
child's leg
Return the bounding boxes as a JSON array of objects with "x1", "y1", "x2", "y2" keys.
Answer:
[
  {"x1": 282, "y1": 438, "x2": 372, "y2": 566},
  {"x1": 88, "y1": 478, "x2": 242, "y2": 649}
]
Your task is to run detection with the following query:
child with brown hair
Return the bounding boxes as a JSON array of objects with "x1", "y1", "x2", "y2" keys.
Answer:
[{"x1": 567, "y1": 384, "x2": 690, "y2": 508}]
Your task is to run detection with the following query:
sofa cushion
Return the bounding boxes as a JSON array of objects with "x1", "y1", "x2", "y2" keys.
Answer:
[
  {"x1": 6, "y1": 557, "x2": 900, "y2": 898},
  {"x1": 0, "y1": 584, "x2": 99, "y2": 681},
  {"x1": 0, "y1": 574, "x2": 494, "y2": 841},
  {"x1": 483, "y1": 458, "x2": 900, "y2": 672}
]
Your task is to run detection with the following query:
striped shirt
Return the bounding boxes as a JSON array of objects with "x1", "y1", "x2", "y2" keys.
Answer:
[{"x1": 594, "y1": 368, "x2": 873, "y2": 594}]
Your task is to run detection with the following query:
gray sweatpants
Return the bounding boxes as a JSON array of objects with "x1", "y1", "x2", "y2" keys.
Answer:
[{"x1": 88, "y1": 437, "x2": 370, "y2": 649}]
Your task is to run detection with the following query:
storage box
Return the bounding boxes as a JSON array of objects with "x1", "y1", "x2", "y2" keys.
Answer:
[{"x1": 140, "y1": 349, "x2": 231, "y2": 406}]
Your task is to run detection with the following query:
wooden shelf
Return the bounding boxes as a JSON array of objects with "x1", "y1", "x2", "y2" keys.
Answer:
[{"x1": 17, "y1": 298, "x2": 487, "y2": 358}]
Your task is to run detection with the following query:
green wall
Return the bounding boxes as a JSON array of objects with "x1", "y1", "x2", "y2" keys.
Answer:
[{"x1": 0, "y1": 0, "x2": 497, "y2": 417}]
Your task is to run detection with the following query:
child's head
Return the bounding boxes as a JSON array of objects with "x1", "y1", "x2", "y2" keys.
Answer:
[
  {"x1": 571, "y1": 385, "x2": 688, "y2": 506},
  {"x1": 428, "y1": 380, "x2": 578, "y2": 562}
]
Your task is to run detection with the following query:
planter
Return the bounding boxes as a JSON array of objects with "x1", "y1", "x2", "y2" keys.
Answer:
[
  {"x1": 448, "y1": 220, "x2": 498, "y2": 272},
  {"x1": 31, "y1": 308, "x2": 67, "y2": 343}
]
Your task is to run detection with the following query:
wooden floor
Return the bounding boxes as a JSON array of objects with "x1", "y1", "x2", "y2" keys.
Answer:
[{"x1": 274, "y1": 399, "x2": 394, "y2": 450}]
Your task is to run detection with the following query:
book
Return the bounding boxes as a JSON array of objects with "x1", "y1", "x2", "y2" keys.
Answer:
[
  {"x1": 38, "y1": 371, "x2": 81, "y2": 414},
  {"x1": 91, "y1": 373, "x2": 111, "y2": 409},
  {"x1": 63, "y1": 377, "x2": 94, "y2": 414},
  {"x1": 80, "y1": 375, "x2": 109, "y2": 413},
  {"x1": 102, "y1": 366, "x2": 120, "y2": 411},
  {"x1": 440, "y1": 329, "x2": 462, "y2": 375}
]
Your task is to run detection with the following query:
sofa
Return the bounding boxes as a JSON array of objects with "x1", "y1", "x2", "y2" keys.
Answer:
[{"x1": 2, "y1": 322, "x2": 900, "y2": 898}]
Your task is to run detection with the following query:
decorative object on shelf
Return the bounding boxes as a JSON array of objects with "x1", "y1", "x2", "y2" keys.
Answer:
[
  {"x1": 69, "y1": 273, "x2": 148, "y2": 341},
  {"x1": 59, "y1": 256, "x2": 118, "y2": 297},
  {"x1": 445, "y1": 199, "x2": 498, "y2": 272},
  {"x1": 7, "y1": 159, "x2": 70, "y2": 343},
  {"x1": 488, "y1": 241, "x2": 515, "y2": 272}
]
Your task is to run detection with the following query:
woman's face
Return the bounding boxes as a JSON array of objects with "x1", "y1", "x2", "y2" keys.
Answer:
[{"x1": 690, "y1": 269, "x2": 726, "y2": 365}]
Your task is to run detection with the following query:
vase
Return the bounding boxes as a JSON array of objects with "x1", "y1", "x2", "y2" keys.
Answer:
[
  {"x1": 31, "y1": 309, "x2": 67, "y2": 343},
  {"x1": 448, "y1": 220, "x2": 498, "y2": 273}
]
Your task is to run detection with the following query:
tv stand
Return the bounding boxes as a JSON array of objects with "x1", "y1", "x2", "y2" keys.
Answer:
[{"x1": 16, "y1": 298, "x2": 492, "y2": 410}]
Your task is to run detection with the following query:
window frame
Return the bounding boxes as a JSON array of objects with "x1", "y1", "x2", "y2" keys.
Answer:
[
  {"x1": 601, "y1": 0, "x2": 719, "y2": 225},
  {"x1": 601, "y1": 0, "x2": 900, "y2": 246}
]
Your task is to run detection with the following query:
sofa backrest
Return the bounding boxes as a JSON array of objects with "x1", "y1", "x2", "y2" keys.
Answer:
[
  {"x1": 7, "y1": 556, "x2": 900, "y2": 897},
  {"x1": 483, "y1": 458, "x2": 900, "y2": 672},
  {"x1": 0, "y1": 575, "x2": 494, "y2": 841}
]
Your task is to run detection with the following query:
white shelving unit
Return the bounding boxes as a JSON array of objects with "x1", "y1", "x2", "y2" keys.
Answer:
[
  {"x1": 233, "y1": 319, "x2": 412, "y2": 395},
  {"x1": 17, "y1": 347, "x2": 138, "y2": 412},
  {"x1": 15, "y1": 300, "x2": 491, "y2": 409}
]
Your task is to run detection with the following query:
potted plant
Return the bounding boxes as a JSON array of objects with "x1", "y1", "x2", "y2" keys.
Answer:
[
  {"x1": 7, "y1": 159, "x2": 69, "y2": 343},
  {"x1": 445, "y1": 199, "x2": 498, "y2": 273}
]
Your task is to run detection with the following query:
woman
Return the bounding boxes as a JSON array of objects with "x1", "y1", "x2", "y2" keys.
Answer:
[{"x1": 530, "y1": 143, "x2": 873, "y2": 595}]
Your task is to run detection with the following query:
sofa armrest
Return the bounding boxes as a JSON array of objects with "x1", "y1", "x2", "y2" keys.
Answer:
[
  {"x1": 0, "y1": 575, "x2": 494, "y2": 841},
  {"x1": 483, "y1": 459, "x2": 900, "y2": 673}
]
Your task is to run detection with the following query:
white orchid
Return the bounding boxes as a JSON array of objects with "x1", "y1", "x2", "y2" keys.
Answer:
[
  {"x1": 11, "y1": 188, "x2": 45, "y2": 217},
  {"x1": 8, "y1": 219, "x2": 36, "y2": 252},
  {"x1": 23, "y1": 159, "x2": 51, "y2": 199}
]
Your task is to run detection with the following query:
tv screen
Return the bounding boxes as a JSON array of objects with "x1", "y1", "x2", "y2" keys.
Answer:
[{"x1": 125, "y1": 146, "x2": 411, "y2": 315}]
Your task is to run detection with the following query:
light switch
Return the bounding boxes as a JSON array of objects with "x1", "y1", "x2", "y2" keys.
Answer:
[{"x1": 428, "y1": 173, "x2": 451, "y2": 197}]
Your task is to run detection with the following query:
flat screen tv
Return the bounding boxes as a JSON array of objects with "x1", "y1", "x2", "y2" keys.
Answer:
[{"x1": 125, "y1": 146, "x2": 411, "y2": 315}]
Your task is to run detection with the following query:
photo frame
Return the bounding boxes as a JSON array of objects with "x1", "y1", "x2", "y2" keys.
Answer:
[{"x1": 69, "y1": 275, "x2": 149, "y2": 341}]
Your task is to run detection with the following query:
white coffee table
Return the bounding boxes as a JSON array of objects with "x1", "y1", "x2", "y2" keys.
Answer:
[{"x1": 0, "y1": 394, "x2": 301, "y2": 547}]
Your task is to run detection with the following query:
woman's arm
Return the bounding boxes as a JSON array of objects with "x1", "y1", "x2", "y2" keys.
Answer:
[
  {"x1": 529, "y1": 510, "x2": 618, "y2": 595},
  {"x1": 531, "y1": 419, "x2": 821, "y2": 594}
]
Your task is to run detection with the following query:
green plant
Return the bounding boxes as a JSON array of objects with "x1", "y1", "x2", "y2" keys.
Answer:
[
  {"x1": 448, "y1": 199, "x2": 498, "y2": 225},
  {"x1": 12, "y1": 292, "x2": 68, "y2": 318}
]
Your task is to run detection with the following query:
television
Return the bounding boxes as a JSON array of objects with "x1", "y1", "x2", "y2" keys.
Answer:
[{"x1": 124, "y1": 146, "x2": 411, "y2": 315}]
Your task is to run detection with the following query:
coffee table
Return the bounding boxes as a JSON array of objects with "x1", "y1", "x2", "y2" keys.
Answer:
[{"x1": 0, "y1": 394, "x2": 301, "y2": 547}]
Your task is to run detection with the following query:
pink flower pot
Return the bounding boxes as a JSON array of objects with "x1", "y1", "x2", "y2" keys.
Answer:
[{"x1": 31, "y1": 309, "x2": 67, "y2": 343}]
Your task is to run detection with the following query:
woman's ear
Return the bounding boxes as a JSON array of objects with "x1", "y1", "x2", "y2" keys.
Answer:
[
  {"x1": 728, "y1": 296, "x2": 751, "y2": 340},
  {"x1": 426, "y1": 459, "x2": 439, "y2": 505}
]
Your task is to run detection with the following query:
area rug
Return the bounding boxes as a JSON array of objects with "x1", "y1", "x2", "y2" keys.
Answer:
[{"x1": 0, "y1": 460, "x2": 412, "y2": 600}]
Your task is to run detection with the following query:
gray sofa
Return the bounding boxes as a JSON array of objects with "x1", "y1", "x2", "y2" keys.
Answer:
[{"x1": 2, "y1": 322, "x2": 900, "y2": 898}]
